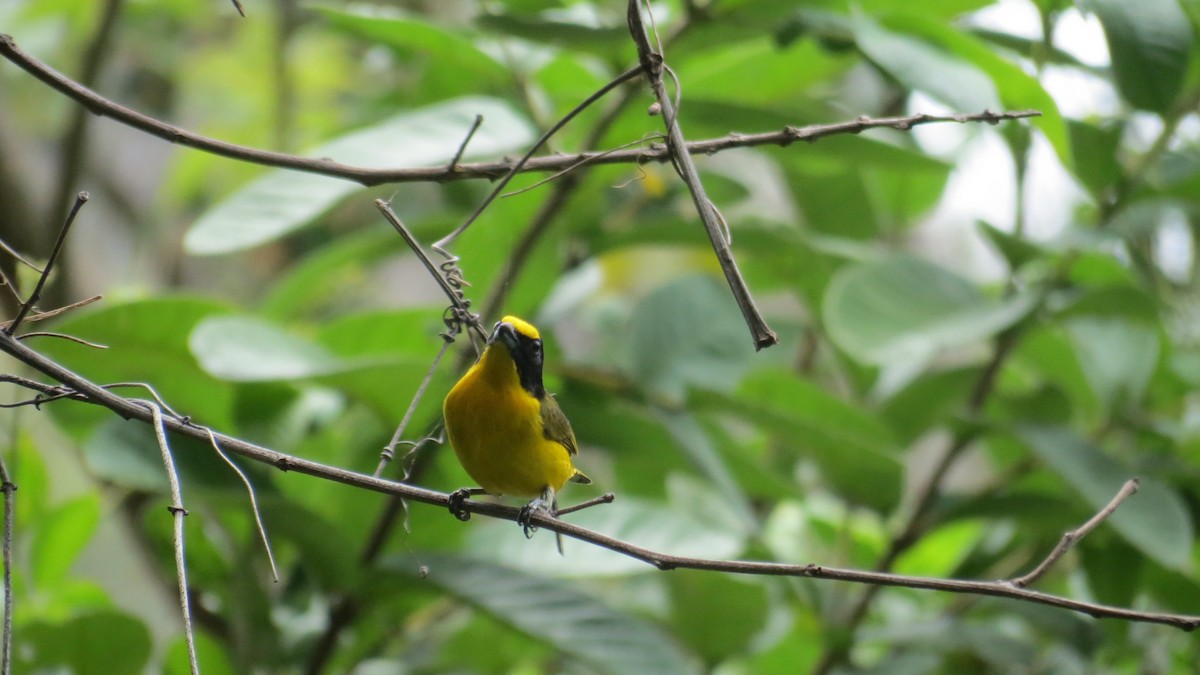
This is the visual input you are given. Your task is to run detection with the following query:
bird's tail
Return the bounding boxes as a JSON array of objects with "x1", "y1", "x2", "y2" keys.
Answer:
[{"x1": 569, "y1": 469, "x2": 591, "y2": 485}]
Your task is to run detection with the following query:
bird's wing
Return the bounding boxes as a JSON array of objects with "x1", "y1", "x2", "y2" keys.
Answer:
[{"x1": 540, "y1": 394, "x2": 578, "y2": 456}]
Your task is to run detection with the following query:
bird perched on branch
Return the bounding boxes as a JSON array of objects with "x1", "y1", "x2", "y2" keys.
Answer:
[{"x1": 443, "y1": 315, "x2": 590, "y2": 552}]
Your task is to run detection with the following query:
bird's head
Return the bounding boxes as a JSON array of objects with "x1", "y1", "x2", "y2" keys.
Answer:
[{"x1": 488, "y1": 316, "x2": 545, "y2": 397}]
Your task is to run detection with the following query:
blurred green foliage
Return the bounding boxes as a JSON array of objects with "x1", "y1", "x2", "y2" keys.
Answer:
[{"x1": 1, "y1": 0, "x2": 1199, "y2": 672}]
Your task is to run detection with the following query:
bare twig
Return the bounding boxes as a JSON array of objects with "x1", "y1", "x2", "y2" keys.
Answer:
[
  {"x1": 6, "y1": 193, "x2": 88, "y2": 335},
  {"x1": 204, "y1": 429, "x2": 279, "y2": 582},
  {"x1": 48, "y1": 0, "x2": 121, "y2": 242},
  {"x1": 499, "y1": 136, "x2": 661, "y2": 198},
  {"x1": 447, "y1": 114, "x2": 484, "y2": 171},
  {"x1": 0, "y1": 454, "x2": 13, "y2": 675},
  {"x1": 374, "y1": 200, "x2": 486, "y2": 339},
  {"x1": 0, "y1": 235, "x2": 41, "y2": 274},
  {"x1": 141, "y1": 400, "x2": 199, "y2": 675},
  {"x1": 1011, "y1": 479, "x2": 1140, "y2": 588},
  {"x1": 0, "y1": 332, "x2": 1196, "y2": 632},
  {"x1": 0, "y1": 35, "x2": 1037, "y2": 185},
  {"x1": 554, "y1": 492, "x2": 615, "y2": 517},
  {"x1": 16, "y1": 331, "x2": 107, "y2": 348},
  {"x1": 375, "y1": 338, "x2": 451, "y2": 477},
  {"x1": 626, "y1": 1, "x2": 777, "y2": 350},
  {"x1": 432, "y1": 64, "x2": 644, "y2": 251},
  {"x1": 0, "y1": 295, "x2": 103, "y2": 331}
]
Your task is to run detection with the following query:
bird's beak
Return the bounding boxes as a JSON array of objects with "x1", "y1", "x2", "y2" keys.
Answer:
[{"x1": 489, "y1": 321, "x2": 519, "y2": 351}]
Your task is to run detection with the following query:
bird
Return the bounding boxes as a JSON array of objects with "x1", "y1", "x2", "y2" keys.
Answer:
[{"x1": 442, "y1": 315, "x2": 590, "y2": 552}]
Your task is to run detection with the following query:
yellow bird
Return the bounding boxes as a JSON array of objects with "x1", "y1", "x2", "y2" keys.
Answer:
[{"x1": 442, "y1": 315, "x2": 590, "y2": 550}]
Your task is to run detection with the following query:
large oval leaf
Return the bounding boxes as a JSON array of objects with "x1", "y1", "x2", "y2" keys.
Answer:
[
  {"x1": 399, "y1": 554, "x2": 700, "y2": 675},
  {"x1": 190, "y1": 315, "x2": 347, "y2": 380},
  {"x1": 185, "y1": 97, "x2": 534, "y2": 255},
  {"x1": 1018, "y1": 426, "x2": 1193, "y2": 571},
  {"x1": 693, "y1": 370, "x2": 903, "y2": 512},
  {"x1": 1092, "y1": 0, "x2": 1194, "y2": 114},
  {"x1": 824, "y1": 255, "x2": 1035, "y2": 365}
]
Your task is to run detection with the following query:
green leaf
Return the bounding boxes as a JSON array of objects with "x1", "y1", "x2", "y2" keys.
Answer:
[
  {"x1": 30, "y1": 494, "x2": 100, "y2": 590},
  {"x1": 191, "y1": 315, "x2": 348, "y2": 381},
  {"x1": 1018, "y1": 426, "x2": 1193, "y2": 570},
  {"x1": 678, "y1": 36, "x2": 849, "y2": 106},
  {"x1": 184, "y1": 97, "x2": 534, "y2": 255},
  {"x1": 317, "y1": 7, "x2": 509, "y2": 97},
  {"x1": 1064, "y1": 317, "x2": 1159, "y2": 410},
  {"x1": 84, "y1": 418, "x2": 262, "y2": 493},
  {"x1": 1092, "y1": 0, "x2": 1194, "y2": 114},
  {"x1": 40, "y1": 297, "x2": 237, "y2": 433},
  {"x1": 1068, "y1": 120, "x2": 1123, "y2": 199},
  {"x1": 881, "y1": 13, "x2": 1071, "y2": 165},
  {"x1": 823, "y1": 255, "x2": 1035, "y2": 365},
  {"x1": 978, "y1": 220, "x2": 1044, "y2": 270},
  {"x1": 400, "y1": 554, "x2": 700, "y2": 675},
  {"x1": 657, "y1": 411, "x2": 757, "y2": 528},
  {"x1": 880, "y1": 366, "x2": 979, "y2": 444},
  {"x1": 852, "y1": 12, "x2": 999, "y2": 112},
  {"x1": 259, "y1": 228, "x2": 405, "y2": 321},
  {"x1": 165, "y1": 633, "x2": 237, "y2": 675},
  {"x1": 625, "y1": 275, "x2": 757, "y2": 401},
  {"x1": 667, "y1": 571, "x2": 769, "y2": 664},
  {"x1": 26, "y1": 611, "x2": 152, "y2": 675},
  {"x1": 694, "y1": 370, "x2": 903, "y2": 511},
  {"x1": 463, "y1": 496, "x2": 746, "y2": 577},
  {"x1": 477, "y1": 11, "x2": 630, "y2": 54}
]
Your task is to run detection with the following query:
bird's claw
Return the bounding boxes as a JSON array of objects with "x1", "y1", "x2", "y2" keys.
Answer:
[
  {"x1": 448, "y1": 488, "x2": 473, "y2": 522},
  {"x1": 517, "y1": 502, "x2": 539, "y2": 538}
]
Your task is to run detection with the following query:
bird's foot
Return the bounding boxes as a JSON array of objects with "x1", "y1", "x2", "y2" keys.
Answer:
[
  {"x1": 517, "y1": 494, "x2": 553, "y2": 539},
  {"x1": 448, "y1": 487, "x2": 486, "y2": 522}
]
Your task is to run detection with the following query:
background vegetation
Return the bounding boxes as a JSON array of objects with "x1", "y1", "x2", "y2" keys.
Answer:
[{"x1": 1, "y1": 0, "x2": 1199, "y2": 672}]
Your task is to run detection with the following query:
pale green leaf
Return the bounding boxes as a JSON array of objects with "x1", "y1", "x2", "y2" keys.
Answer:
[
  {"x1": 403, "y1": 554, "x2": 700, "y2": 675},
  {"x1": 185, "y1": 97, "x2": 534, "y2": 255},
  {"x1": 1019, "y1": 426, "x2": 1193, "y2": 570},
  {"x1": 824, "y1": 255, "x2": 1035, "y2": 365}
]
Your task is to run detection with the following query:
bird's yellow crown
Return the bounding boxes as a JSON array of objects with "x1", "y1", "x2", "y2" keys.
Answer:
[{"x1": 500, "y1": 315, "x2": 540, "y2": 340}]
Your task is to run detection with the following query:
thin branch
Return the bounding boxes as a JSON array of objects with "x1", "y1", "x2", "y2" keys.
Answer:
[
  {"x1": 626, "y1": 1, "x2": 777, "y2": 350},
  {"x1": 375, "y1": 338, "x2": 451, "y2": 477},
  {"x1": 0, "y1": 332, "x2": 1197, "y2": 632},
  {"x1": 205, "y1": 429, "x2": 279, "y2": 583},
  {"x1": 0, "y1": 235, "x2": 41, "y2": 274},
  {"x1": 432, "y1": 64, "x2": 644, "y2": 251},
  {"x1": 0, "y1": 35, "x2": 1038, "y2": 185},
  {"x1": 142, "y1": 400, "x2": 199, "y2": 675},
  {"x1": 447, "y1": 114, "x2": 484, "y2": 172},
  {"x1": 48, "y1": 0, "x2": 121, "y2": 242},
  {"x1": 231, "y1": 0, "x2": 245, "y2": 17},
  {"x1": 0, "y1": 454, "x2": 13, "y2": 675},
  {"x1": 5, "y1": 193, "x2": 88, "y2": 334},
  {"x1": 499, "y1": 136, "x2": 661, "y2": 198},
  {"x1": 16, "y1": 331, "x2": 108, "y2": 348},
  {"x1": 555, "y1": 492, "x2": 615, "y2": 517},
  {"x1": 1011, "y1": 478, "x2": 1140, "y2": 589},
  {"x1": 374, "y1": 200, "x2": 485, "y2": 339},
  {"x1": 0, "y1": 295, "x2": 103, "y2": 331}
]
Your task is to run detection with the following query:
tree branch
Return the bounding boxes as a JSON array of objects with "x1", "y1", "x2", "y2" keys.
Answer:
[
  {"x1": 0, "y1": 331, "x2": 1195, "y2": 632},
  {"x1": 0, "y1": 34, "x2": 1037, "y2": 188},
  {"x1": 1011, "y1": 478, "x2": 1140, "y2": 589},
  {"x1": 626, "y1": 0, "x2": 777, "y2": 349}
]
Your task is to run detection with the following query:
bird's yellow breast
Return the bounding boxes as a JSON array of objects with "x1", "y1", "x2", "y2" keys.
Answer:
[{"x1": 443, "y1": 342, "x2": 576, "y2": 498}]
